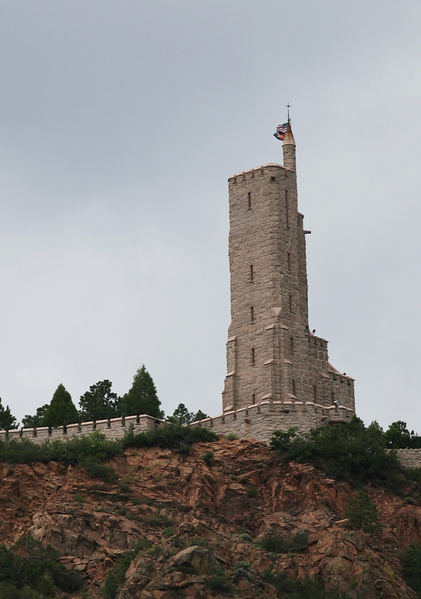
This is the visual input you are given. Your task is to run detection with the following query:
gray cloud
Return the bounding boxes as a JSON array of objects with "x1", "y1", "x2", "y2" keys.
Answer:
[{"x1": 0, "y1": 1, "x2": 420, "y2": 431}]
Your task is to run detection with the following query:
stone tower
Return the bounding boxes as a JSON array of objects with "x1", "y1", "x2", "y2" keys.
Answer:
[{"x1": 222, "y1": 122, "x2": 355, "y2": 414}]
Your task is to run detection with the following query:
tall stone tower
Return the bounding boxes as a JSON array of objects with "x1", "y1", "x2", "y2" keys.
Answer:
[{"x1": 222, "y1": 122, "x2": 355, "y2": 415}]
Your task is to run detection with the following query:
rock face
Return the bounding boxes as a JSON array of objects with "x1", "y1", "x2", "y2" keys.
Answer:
[{"x1": 0, "y1": 438, "x2": 420, "y2": 598}]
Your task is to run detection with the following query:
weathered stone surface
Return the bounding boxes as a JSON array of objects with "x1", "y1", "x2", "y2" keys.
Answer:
[{"x1": 221, "y1": 127, "x2": 355, "y2": 437}]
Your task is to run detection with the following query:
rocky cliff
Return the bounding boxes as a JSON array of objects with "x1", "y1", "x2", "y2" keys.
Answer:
[{"x1": 0, "y1": 437, "x2": 420, "y2": 598}]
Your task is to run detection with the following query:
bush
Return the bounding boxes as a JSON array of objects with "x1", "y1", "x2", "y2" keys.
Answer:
[
  {"x1": 102, "y1": 540, "x2": 151, "y2": 599},
  {"x1": 247, "y1": 485, "x2": 257, "y2": 497},
  {"x1": 206, "y1": 573, "x2": 232, "y2": 595},
  {"x1": 258, "y1": 531, "x2": 308, "y2": 554},
  {"x1": 0, "y1": 425, "x2": 217, "y2": 479},
  {"x1": 262, "y1": 568, "x2": 349, "y2": 598},
  {"x1": 345, "y1": 490, "x2": 381, "y2": 533},
  {"x1": 400, "y1": 542, "x2": 421, "y2": 596},
  {"x1": 270, "y1": 417, "x2": 403, "y2": 489},
  {"x1": 121, "y1": 423, "x2": 217, "y2": 454},
  {"x1": 203, "y1": 450, "x2": 215, "y2": 467},
  {"x1": 0, "y1": 536, "x2": 84, "y2": 597}
]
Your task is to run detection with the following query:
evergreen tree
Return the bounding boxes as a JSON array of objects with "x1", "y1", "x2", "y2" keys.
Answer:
[
  {"x1": 168, "y1": 403, "x2": 194, "y2": 425},
  {"x1": 193, "y1": 409, "x2": 208, "y2": 422},
  {"x1": 121, "y1": 365, "x2": 162, "y2": 418},
  {"x1": 79, "y1": 380, "x2": 121, "y2": 421},
  {"x1": 42, "y1": 384, "x2": 79, "y2": 427},
  {"x1": 168, "y1": 404, "x2": 209, "y2": 425},
  {"x1": 345, "y1": 490, "x2": 381, "y2": 533},
  {"x1": 0, "y1": 398, "x2": 17, "y2": 430},
  {"x1": 22, "y1": 404, "x2": 49, "y2": 428}
]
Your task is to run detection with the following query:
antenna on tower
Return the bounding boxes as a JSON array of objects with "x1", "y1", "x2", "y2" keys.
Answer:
[{"x1": 286, "y1": 103, "x2": 292, "y2": 123}]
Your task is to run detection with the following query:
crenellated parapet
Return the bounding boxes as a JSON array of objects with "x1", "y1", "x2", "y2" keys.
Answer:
[
  {"x1": 0, "y1": 414, "x2": 163, "y2": 444},
  {"x1": 190, "y1": 400, "x2": 355, "y2": 443}
]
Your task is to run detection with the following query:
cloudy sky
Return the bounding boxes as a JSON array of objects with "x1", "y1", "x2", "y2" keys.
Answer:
[{"x1": 0, "y1": 1, "x2": 420, "y2": 431}]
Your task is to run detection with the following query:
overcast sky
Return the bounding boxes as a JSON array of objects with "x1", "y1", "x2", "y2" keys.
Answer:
[{"x1": 0, "y1": 1, "x2": 420, "y2": 431}]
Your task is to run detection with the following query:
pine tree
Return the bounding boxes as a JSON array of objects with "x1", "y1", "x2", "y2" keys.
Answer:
[
  {"x1": 345, "y1": 490, "x2": 381, "y2": 533},
  {"x1": 79, "y1": 380, "x2": 121, "y2": 421},
  {"x1": 22, "y1": 404, "x2": 49, "y2": 428},
  {"x1": 121, "y1": 365, "x2": 162, "y2": 418},
  {"x1": 0, "y1": 398, "x2": 17, "y2": 430},
  {"x1": 42, "y1": 384, "x2": 79, "y2": 427}
]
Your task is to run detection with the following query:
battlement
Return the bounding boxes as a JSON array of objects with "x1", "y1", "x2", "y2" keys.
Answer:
[
  {"x1": 0, "y1": 414, "x2": 164, "y2": 444},
  {"x1": 228, "y1": 163, "x2": 291, "y2": 183},
  {"x1": 190, "y1": 400, "x2": 355, "y2": 443}
]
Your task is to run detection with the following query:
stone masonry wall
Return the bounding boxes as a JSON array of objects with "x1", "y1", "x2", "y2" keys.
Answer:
[{"x1": 0, "y1": 414, "x2": 162, "y2": 445}]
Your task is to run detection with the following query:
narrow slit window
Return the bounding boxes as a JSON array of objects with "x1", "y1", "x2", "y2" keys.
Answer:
[
  {"x1": 288, "y1": 294, "x2": 293, "y2": 312},
  {"x1": 313, "y1": 386, "x2": 317, "y2": 400},
  {"x1": 292, "y1": 379, "x2": 296, "y2": 395},
  {"x1": 250, "y1": 264, "x2": 254, "y2": 282},
  {"x1": 290, "y1": 336, "x2": 294, "y2": 354},
  {"x1": 251, "y1": 348, "x2": 255, "y2": 365},
  {"x1": 250, "y1": 306, "x2": 255, "y2": 322},
  {"x1": 247, "y1": 192, "x2": 251, "y2": 209},
  {"x1": 252, "y1": 393, "x2": 256, "y2": 403},
  {"x1": 285, "y1": 190, "x2": 289, "y2": 229}
]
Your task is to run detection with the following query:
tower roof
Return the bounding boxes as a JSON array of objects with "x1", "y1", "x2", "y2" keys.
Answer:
[{"x1": 283, "y1": 121, "x2": 295, "y2": 146}]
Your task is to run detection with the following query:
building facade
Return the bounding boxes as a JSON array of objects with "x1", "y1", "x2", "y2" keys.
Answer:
[{"x1": 222, "y1": 123, "x2": 355, "y2": 415}]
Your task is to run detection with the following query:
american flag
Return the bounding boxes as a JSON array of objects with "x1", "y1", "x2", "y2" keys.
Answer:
[{"x1": 273, "y1": 122, "x2": 288, "y2": 141}]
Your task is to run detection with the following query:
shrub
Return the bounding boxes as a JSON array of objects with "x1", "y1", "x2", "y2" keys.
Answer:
[
  {"x1": 247, "y1": 485, "x2": 257, "y2": 497},
  {"x1": 270, "y1": 417, "x2": 403, "y2": 490},
  {"x1": 206, "y1": 573, "x2": 232, "y2": 595},
  {"x1": 225, "y1": 433, "x2": 239, "y2": 440},
  {"x1": 79, "y1": 456, "x2": 118, "y2": 483},
  {"x1": 0, "y1": 536, "x2": 84, "y2": 597},
  {"x1": 148, "y1": 513, "x2": 172, "y2": 527},
  {"x1": 258, "y1": 531, "x2": 308, "y2": 554},
  {"x1": 203, "y1": 450, "x2": 215, "y2": 467},
  {"x1": 102, "y1": 540, "x2": 151, "y2": 599},
  {"x1": 400, "y1": 542, "x2": 421, "y2": 596},
  {"x1": 262, "y1": 568, "x2": 349, "y2": 598},
  {"x1": 345, "y1": 490, "x2": 381, "y2": 533}
]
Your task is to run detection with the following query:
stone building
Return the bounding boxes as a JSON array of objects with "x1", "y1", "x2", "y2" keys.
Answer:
[{"x1": 222, "y1": 122, "x2": 355, "y2": 420}]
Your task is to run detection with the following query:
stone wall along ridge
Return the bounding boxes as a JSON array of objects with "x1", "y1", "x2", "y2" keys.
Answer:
[{"x1": 0, "y1": 414, "x2": 162, "y2": 444}]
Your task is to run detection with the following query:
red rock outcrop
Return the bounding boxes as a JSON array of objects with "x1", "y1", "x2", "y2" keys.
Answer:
[{"x1": 0, "y1": 437, "x2": 420, "y2": 598}]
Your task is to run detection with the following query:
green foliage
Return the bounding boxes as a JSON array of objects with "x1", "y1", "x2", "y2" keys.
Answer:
[
  {"x1": 225, "y1": 432, "x2": 239, "y2": 440},
  {"x1": 42, "y1": 384, "x2": 79, "y2": 428},
  {"x1": 247, "y1": 485, "x2": 257, "y2": 497},
  {"x1": 400, "y1": 542, "x2": 421, "y2": 597},
  {"x1": 0, "y1": 398, "x2": 17, "y2": 431},
  {"x1": 193, "y1": 409, "x2": 208, "y2": 422},
  {"x1": 147, "y1": 513, "x2": 172, "y2": 527},
  {"x1": 202, "y1": 449, "x2": 215, "y2": 467},
  {"x1": 102, "y1": 551, "x2": 134, "y2": 599},
  {"x1": 206, "y1": 573, "x2": 232, "y2": 595},
  {"x1": 121, "y1": 365, "x2": 163, "y2": 418},
  {"x1": 258, "y1": 531, "x2": 309, "y2": 554},
  {"x1": 79, "y1": 380, "x2": 121, "y2": 421},
  {"x1": 262, "y1": 568, "x2": 349, "y2": 598},
  {"x1": 102, "y1": 540, "x2": 152, "y2": 599},
  {"x1": 386, "y1": 420, "x2": 421, "y2": 449},
  {"x1": 270, "y1": 417, "x2": 403, "y2": 489},
  {"x1": 345, "y1": 490, "x2": 381, "y2": 533},
  {"x1": 0, "y1": 536, "x2": 84, "y2": 597},
  {"x1": 21, "y1": 405, "x2": 49, "y2": 429},
  {"x1": 121, "y1": 423, "x2": 217, "y2": 454},
  {"x1": 79, "y1": 455, "x2": 118, "y2": 483},
  {"x1": 168, "y1": 403, "x2": 194, "y2": 425},
  {"x1": 0, "y1": 426, "x2": 216, "y2": 484}
]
